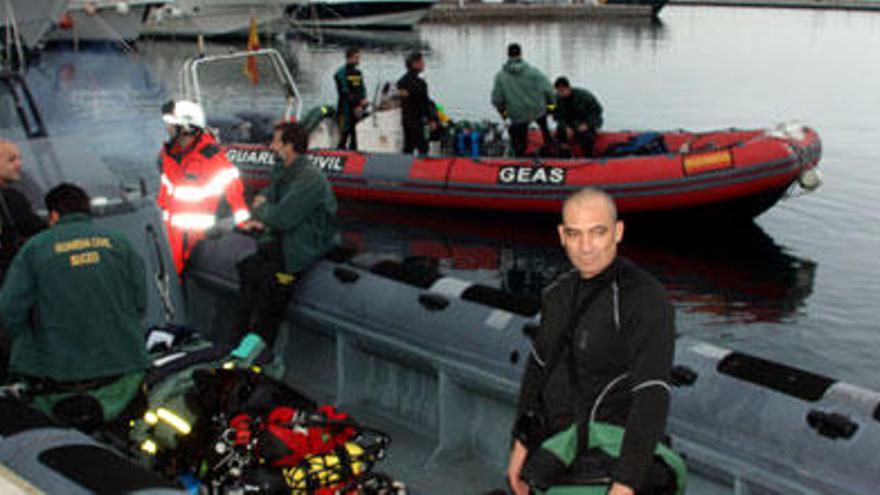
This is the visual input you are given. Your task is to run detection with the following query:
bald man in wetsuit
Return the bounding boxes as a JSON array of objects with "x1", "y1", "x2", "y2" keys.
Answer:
[{"x1": 508, "y1": 188, "x2": 676, "y2": 495}]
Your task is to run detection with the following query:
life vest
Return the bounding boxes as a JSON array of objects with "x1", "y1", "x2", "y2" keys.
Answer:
[{"x1": 157, "y1": 131, "x2": 250, "y2": 273}]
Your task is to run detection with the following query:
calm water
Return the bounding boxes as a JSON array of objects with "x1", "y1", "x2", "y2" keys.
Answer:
[{"x1": 19, "y1": 6, "x2": 880, "y2": 388}]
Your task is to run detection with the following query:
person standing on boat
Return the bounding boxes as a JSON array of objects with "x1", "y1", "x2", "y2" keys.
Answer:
[
  {"x1": 234, "y1": 122, "x2": 338, "y2": 346},
  {"x1": 508, "y1": 188, "x2": 679, "y2": 495},
  {"x1": 0, "y1": 183, "x2": 149, "y2": 423},
  {"x1": 396, "y1": 51, "x2": 437, "y2": 156},
  {"x1": 157, "y1": 100, "x2": 251, "y2": 275},
  {"x1": 491, "y1": 43, "x2": 554, "y2": 157},
  {"x1": 553, "y1": 77, "x2": 604, "y2": 157},
  {"x1": 334, "y1": 48, "x2": 369, "y2": 151}
]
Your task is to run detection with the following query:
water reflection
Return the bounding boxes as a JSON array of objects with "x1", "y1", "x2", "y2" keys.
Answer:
[
  {"x1": 625, "y1": 224, "x2": 816, "y2": 325},
  {"x1": 23, "y1": 46, "x2": 167, "y2": 179},
  {"x1": 337, "y1": 202, "x2": 816, "y2": 325},
  {"x1": 25, "y1": 46, "x2": 164, "y2": 130},
  {"x1": 16, "y1": 7, "x2": 880, "y2": 383}
]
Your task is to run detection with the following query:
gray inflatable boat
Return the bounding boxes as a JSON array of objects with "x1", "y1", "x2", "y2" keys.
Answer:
[
  {"x1": 4, "y1": 67, "x2": 879, "y2": 494},
  {"x1": 1, "y1": 70, "x2": 185, "y2": 493}
]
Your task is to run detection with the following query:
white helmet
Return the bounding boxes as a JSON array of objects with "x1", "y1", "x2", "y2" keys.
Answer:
[{"x1": 162, "y1": 100, "x2": 206, "y2": 131}]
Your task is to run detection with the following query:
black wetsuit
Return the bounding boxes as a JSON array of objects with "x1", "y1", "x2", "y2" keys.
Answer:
[
  {"x1": 396, "y1": 70, "x2": 433, "y2": 155},
  {"x1": 0, "y1": 186, "x2": 46, "y2": 382},
  {"x1": 334, "y1": 63, "x2": 367, "y2": 150},
  {"x1": 516, "y1": 256, "x2": 675, "y2": 490},
  {"x1": 0, "y1": 187, "x2": 45, "y2": 282}
]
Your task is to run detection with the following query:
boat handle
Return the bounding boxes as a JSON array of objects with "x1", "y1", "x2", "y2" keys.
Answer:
[
  {"x1": 333, "y1": 267, "x2": 360, "y2": 284},
  {"x1": 671, "y1": 365, "x2": 698, "y2": 387},
  {"x1": 418, "y1": 293, "x2": 449, "y2": 312},
  {"x1": 806, "y1": 410, "x2": 858, "y2": 440},
  {"x1": 522, "y1": 323, "x2": 540, "y2": 340}
]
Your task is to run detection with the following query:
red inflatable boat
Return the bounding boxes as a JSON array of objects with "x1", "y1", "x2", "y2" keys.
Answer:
[{"x1": 226, "y1": 123, "x2": 822, "y2": 219}]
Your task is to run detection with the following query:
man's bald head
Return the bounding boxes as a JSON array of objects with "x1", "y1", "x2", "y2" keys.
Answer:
[
  {"x1": 562, "y1": 187, "x2": 618, "y2": 224},
  {"x1": 0, "y1": 140, "x2": 23, "y2": 187},
  {"x1": 558, "y1": 187, "x2": 623, "y2": 279}
]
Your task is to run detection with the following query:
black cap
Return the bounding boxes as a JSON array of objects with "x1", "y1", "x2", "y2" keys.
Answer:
[
  {"x1": 508, "y1": 43, "x2": 522, "y2": 58},
  {"x1": 554, "y1": 76, "x2": 571, "y2": 88}
]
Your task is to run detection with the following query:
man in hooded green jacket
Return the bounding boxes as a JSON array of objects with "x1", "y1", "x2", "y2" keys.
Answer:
[{"x1": 491, "y1": 43, "x2": 555, "y2": 157}]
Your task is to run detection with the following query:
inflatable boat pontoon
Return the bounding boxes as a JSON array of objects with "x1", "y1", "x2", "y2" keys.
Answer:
[{"x1": 181, "y1": 49, "x2": 824, "y2": 220}]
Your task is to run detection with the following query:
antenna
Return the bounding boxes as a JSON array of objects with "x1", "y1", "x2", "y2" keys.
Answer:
[{"x1": 1, "y1": 0, "x2": 27, "y2": 73}]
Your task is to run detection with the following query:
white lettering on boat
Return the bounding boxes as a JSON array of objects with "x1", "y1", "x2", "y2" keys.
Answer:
[
  {"x1": 497, "y1": 166, "x2": 566, "y2": 185},
  {"x1": 310, "y1": 155, "x2": 345, "y2": 173},
  {"x1": 226, "y1": 147, "x2": 276, "y2": 167}
]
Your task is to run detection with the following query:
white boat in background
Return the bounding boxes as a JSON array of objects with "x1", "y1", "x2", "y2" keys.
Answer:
[
  {"x1": 288, "y1": 0, "x2": 437, "y2": 30},
  {"x1": 1, "y1": 0, "x2": 70, "y2": 50},
  {"x1": 49, "y1": 0, "x2": 168, "y2": 43},
  {"x1": 141, "y1": 0, "x2": 300, "y2": 39}
]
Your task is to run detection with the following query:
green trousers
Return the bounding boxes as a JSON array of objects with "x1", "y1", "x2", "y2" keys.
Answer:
[
  {"x1": 535, "y1": 422, "x2": 687, "y2": 495},
  {"x1": 32, "y1": 372, "x2": 145, "y2": 422}
]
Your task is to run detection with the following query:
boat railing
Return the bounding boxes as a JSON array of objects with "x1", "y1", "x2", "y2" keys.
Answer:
[{"x1": 178, "y1": 48, "x2": 302, "y2": 122}]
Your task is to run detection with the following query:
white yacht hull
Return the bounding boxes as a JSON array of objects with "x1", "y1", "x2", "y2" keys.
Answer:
[
  {"x1": 288, "y1": 0, "x2": 435, "y2": 29},
  {"x1": 142, "y1": 1, "x2": 294, "y2": 38},
  {"x1": 1, "y1": 0, "x2": 70, "y2": 49},
  {"x1": 49, "y1": 1, "x2": 156, "y2": 42}
]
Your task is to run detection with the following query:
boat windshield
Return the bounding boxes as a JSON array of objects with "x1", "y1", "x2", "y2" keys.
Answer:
[{"x1": 187, "y1": 51, "x2": 299, "y2": 125}]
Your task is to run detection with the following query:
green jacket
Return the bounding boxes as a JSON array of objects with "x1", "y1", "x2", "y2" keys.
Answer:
[
  {"x1": 554, "y1": 87, "x2": 604, "y2": 131},
  {"x1": 0, "y1": 213, "x2": 148, "y2": 382},
  {"x1": 334, "y1": 63, "x2": 366, "y2": 113},
  {"x1": 254, "y1": 155, "x2": 338, "y2": 273},
  {"x1": 491, "y1": 59, "x2": 554, "y2": 124}
]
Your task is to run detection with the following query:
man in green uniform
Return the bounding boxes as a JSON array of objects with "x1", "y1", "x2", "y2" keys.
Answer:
[
  {"x1": 235, "y1": 122, "x2": 338, "y2": 345},
  {"x1": 491, "y1": 43, "x2": 555, "y2": 157},
  {"x1": 0, "y1": 183, "x2": 148, "y2": 423},
  {"x1": 553, "y1": 77, "x2": 604, "y2": 157},
  {"x1": 334, "y1": 48, "x2": 369, "y2": 150}
]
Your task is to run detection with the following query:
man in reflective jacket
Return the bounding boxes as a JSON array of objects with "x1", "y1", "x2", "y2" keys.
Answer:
[
  {"x1": 157, "y1": 100, "x2": 250, "y2": 274},
  {"x1": 235, "y1": 122, "x2": 338, "y2": 345}
]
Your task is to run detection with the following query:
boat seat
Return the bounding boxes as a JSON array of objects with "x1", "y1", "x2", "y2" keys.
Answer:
[{"x1": 208, "y1": 112, "x2": 276, "y2": 145}]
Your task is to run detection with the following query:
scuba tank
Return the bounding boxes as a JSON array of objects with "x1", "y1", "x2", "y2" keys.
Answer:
[{"x1": 454, "y1": 121, "x2": 483, "y2": 158}]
